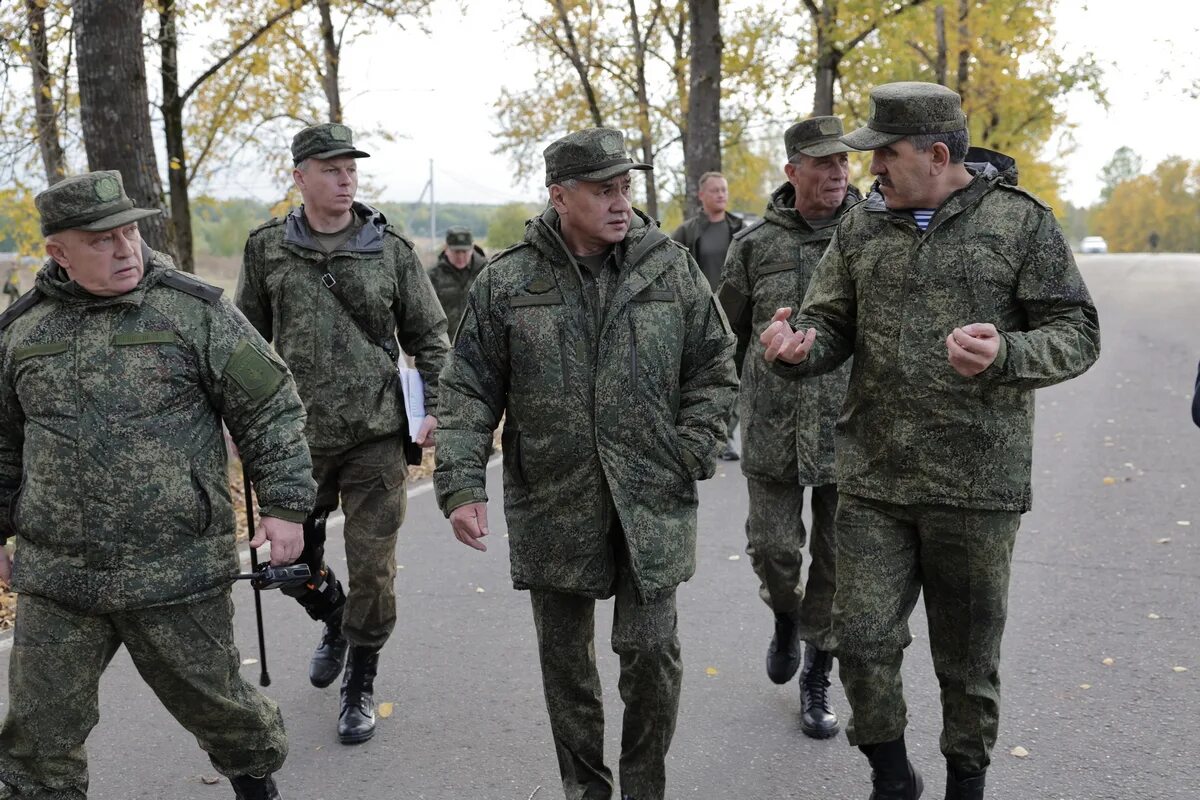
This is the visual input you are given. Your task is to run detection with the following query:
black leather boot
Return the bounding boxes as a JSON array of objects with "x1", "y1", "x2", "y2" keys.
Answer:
[
  {"x1": 230, "y1": 774, "x2": 281, "y2": 800},
  {"x1": 309, "y1": 611, "x2": 348, "y2": 689},
  {"x1": 766, "y1": 612, "x2": 803, "y2": 684},
  {"x1": 860, "y1": 737, "x2": 923, "y2": 800},
  {"x1": 799, "y1": 644, "x2": 840, "y2": 739},
  {"x1": 338, "y1": 646, "x2": 380, "y2": 744},
  {"x1": 945, "y1": 766, "x2": 985, "y2": 800}
]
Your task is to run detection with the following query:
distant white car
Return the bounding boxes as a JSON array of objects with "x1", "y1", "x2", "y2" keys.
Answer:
[{"x1": 1080, "y1": 236, "x2": 1108, "y2": 253}]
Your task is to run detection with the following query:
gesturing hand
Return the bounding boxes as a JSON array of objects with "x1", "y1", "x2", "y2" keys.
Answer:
[
  {"x1": 760, "y1": 307, "x2": 817, "y2": 364},
  {"x1": 946, "y1": 323, "x2": 1001, "y2": 377}
]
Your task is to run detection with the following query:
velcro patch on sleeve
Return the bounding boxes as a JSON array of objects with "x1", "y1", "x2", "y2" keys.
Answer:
[{"x1": 225, "y1": 339, "x2": 284, "y2": 402}]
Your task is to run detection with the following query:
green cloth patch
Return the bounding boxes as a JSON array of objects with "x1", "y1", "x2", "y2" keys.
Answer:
[
  {"x1": 226, "y1": 339, "x2": 284, "y2": 402},
  {"x1": 14, "y1": 341, "x2": 68, "y2": 361},
  {"x1": 112, "y1": 330, "x2": 179, "y2": 346}
]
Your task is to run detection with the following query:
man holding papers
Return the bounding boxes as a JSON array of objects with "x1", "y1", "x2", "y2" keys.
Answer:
[{"x1": 236, "y1": 122, "x2": 450, "y2": 745}]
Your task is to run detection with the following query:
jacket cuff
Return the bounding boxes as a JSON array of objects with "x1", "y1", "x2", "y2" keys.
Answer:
[
  {"x1": 258, "y1": 505, "x2": 309, "y2": 523},
  {"x1": 442, "y1": 487, "x2": 488, "y2": 517},
  {"x1": 979, "y1": 333, "x2": 1009, "y2": 380}
]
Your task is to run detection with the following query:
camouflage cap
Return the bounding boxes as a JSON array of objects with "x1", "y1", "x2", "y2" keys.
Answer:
[
  {"x1": 35, "y1": 170, "x2": 161, "y2": 236},
  {"x1": 543, "y1": 127, "x2": 651, "y2": 186},
  {"x1": 841, "y1": 81, "x2": 967, "y2": 151},
  {"x1": 785, "y1": 116, "x2": 853, "y2": 159},
  {"x1": 445, "y1": 225, "x2": 474, "y2": 251},
  {"x1": 291, "y1": 122, "x2": 371, "y2": 164}
]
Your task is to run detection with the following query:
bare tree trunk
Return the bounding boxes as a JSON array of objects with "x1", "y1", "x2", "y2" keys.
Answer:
[
  {"x1": 318, "y1": 0, "x2": 342, "y2": 122},
  {"x1": 629, "y1": 0, "x2": 658, "y2": 218},
  {"x1": 76, "y1": 0, "x2": 172, "y2": 254},
  {"x1": 956, "y1": 0, "x2": 969, "y2": 95},
  {"x1": 811, "y1": 2, "x2": 836, "y2": 115},
  {"x1": 685, "y1": 0, "x2": 720, "y2": 219},
  {"x1": 668, "y1": 2, "x2": 689, "y2": 160},
  {"x1": 27, "y1": 0, "x2": 67, "y2": 185},
  {"x1": 159, "y1": 1, "x2": 194, "y2": 272},
  {"x1": 934, "y1": 4, "x2": 947, "y2": 86}
]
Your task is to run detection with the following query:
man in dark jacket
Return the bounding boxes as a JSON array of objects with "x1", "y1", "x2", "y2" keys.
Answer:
[{"x1": 436, "y1": 127, "x2": 736, "y2": 800}]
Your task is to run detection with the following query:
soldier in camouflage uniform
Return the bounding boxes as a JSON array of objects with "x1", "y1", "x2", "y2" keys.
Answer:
[
  {"x1": 717, "y1": 116, "x2": 859, "y2": 740},
  {"x1": 0, "y1": 171, "x2": 316, "y2": 800},
  {"x1": 762, "y1": 83, "x2": 1101, "y2": 800},
  {"x1": 434, "y1": 128, "x2": 736, "y2": 800},
  {"x1": 236, "y1": 124, "x2": 450, "y2": 745},
  {"x1": 427, "y1": 225, "x2": 487, "y2": 341}
]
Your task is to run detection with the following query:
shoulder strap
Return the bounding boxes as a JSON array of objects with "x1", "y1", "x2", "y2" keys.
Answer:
[
  {"x1": 159, "y1": 269, "x2": 224, "y2": 303},
  {"x1": 0, "y1": 288, "x2": 44, "y2": 332},
  {"x1": 318, "y1": 262, "x2": 399, "y2": 362}
]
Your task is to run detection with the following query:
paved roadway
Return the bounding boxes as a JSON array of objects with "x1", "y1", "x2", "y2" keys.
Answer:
[{"x1": 2, "y1": 253, "x2": 1198, "y2": 800}]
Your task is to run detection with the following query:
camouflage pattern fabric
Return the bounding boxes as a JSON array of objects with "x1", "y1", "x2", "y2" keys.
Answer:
[
  {"x1": 744, "y1": 480, "x2": 837, "y2": 650},
  {"x1": 236, "y1": 201, "x2": 450, "y2": 452},
  {"x1": 833, "y1": 493, "x2": 1018, "y2": 775},
  {"x1": 0, "y1": 589, "x2": 287, "y2": 799},
  {"x1": 427, "y1": 245, "x2": 488, "y2": 342},
  {"x1": 434, "y1": 206, "x2": 737, "y2": 599},
  {"x1": 720, "y1": 182, "x2": 858, "y2": 486},
  {"x1": 530, "y1": 567, "x2": 680, "y2": 800},
  {"x1": 0, "y1": 252, "x2": 315, "y2": 612},
  {"x1": 311, "y1": 436, "x2": 407, "y2": 649},
  {"x1": 772, "y1": 171, "x2": 1101, "y2": 511}
]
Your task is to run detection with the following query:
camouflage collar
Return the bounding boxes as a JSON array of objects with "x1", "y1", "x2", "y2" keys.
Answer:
[
  {"x1": 283, "y1": 201, "x2": 386, "y2": 256},
  {"x1": 763, "y1": 182, "x2": 860, "y2": 238},
  {"x1": 864, "y1": 171, "x2": 996, "y2": 233},
  {"x1": 528, "y1": 206, "x2": 666, "y2": 273},
  {"x1": 34, "y1": 246, "x2": 172, "y2": 307}
]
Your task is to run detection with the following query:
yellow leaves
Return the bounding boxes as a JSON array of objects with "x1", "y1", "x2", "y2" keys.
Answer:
[
  {"x1": 201, "y1": 775, "x2": 221, "y2": 785},
  {"x1": 169, "y1": 157, "x2": 184, "y2": 171},
  {"x1": 1102, "y1": 476, "x2": 1116, "y2": 485},
  {"x1": 378, "y1": 702, "x2": 394, "y2": 718},
  {"x1": 1010, "y1": 745, "x2": 1030, "y2": 758},
  {"x1": 705, "y1": 666, "x2": 719, "y2": 677},
  {"x1": 1101, "y1": 657, "x2": 1115, "y2": 666}
]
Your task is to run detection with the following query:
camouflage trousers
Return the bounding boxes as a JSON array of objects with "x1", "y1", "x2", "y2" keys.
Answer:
[
  {"x1": 529, "y1": 573, "x2": 682, "y2": 800},
  {"x1": 744, "y1": 479, "x2": 838, "y2": 651},
  {"x1": 833, "y1": 493, "x2": 1019, "y2": 774},
  {"x1": 0, "y1": 589, "x2": 287, "y2": 800},
  {"x1": 310, "y1": 435, "x2": 407, "y2": 649}
]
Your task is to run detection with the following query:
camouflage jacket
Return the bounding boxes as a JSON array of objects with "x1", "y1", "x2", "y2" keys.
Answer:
[
  {"x1": 435, "y1": 207, "x2": 737, "y2": 600},
  {"x1": 774, "y1": 169, "x2": 1100, "y2": 511},
  {"x1": 236, "y1": 202, "x2": 450, "y2": 453},
  {"x1": 427, "y1": 245, "x2": 487, "y2": 341},
  {"x1": 0, "y1": 251, "x2": 315, "y2": 613},
  {"x1": 719, "y1": 183, "x2": 859, "y2": 485}
]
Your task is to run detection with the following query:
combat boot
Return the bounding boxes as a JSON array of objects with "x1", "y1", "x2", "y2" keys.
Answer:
[
  {"x1": 860, "y1": 737, "x2": 923, "y2": 800},
  {"x1": 338, "y1": 645, "x2": 381, "y2": 744},
  {"x1": 799, "y1": 644, "x2": 840, "y2": 739},
  {"x1": 309, "y1": 612, "x2": 348, "y2": 689},
  {"x1": 944, "y1": 766, "x2": 985, "y2": 800},
  {"x1": 766, "y1": 612, "x2": 803, "y2": 684},
  {"x1": 230, "y1": 774, "x2": 281, "y2": 800}
]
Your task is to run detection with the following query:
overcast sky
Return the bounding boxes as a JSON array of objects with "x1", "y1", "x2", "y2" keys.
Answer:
[{"x1": 198, "y1": 0, "x2": 1200, "y2": 209}]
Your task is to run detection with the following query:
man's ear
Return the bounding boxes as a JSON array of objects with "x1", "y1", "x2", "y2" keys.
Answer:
[
  {"x1": 929, "y1": 142, "x2": 951, "y2": 175},
  {"x1": 549, "y1": 184, "x2": 569, "y2": 214},
  {"x1": 45, "y1": 238, "x2": 69, "y2": 270}
]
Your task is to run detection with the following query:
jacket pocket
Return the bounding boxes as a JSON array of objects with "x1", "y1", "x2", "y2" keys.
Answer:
[
  {"x1": 191, "y1": 469, "x2": 213, "y2": 535},
  {"x1": 13, "y1": 341, "x2": 68, "y2": 361}
]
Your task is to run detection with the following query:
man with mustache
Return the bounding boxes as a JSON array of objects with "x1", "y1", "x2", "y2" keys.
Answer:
[
  {"x1": 435, "y1": 127, "x2": 736, "y2": 800},
  {"x1": 717, "y1": 116, "x2": 860, "y2": 740},
  {"x1": 236, "y1": 123, "x2": 450, "y2": 745},
  {"x1": 761, "y1": 83, "x2": 1100, "y2": 799},
  {"x1": 0, "y1": 170, "x2": 315, "y2": 800}
]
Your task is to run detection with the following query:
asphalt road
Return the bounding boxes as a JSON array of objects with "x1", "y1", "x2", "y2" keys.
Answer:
[{"x1": 1, "y1": 253, "x2": 1198, "y2": 800}]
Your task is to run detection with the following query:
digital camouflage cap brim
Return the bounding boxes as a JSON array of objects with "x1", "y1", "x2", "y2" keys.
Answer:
[
  {"x1": 841, "y1": 82, "x2": 967, "y2": 151},
  {"x1": 543, "y1": 127, "x2": 652, "y2": 186}
]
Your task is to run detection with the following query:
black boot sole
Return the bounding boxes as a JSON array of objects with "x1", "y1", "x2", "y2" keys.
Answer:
[
  {"x1": 338, "y1": 724, "x2": 376, "y2": 745},
  {"x1": 800, "y1": 719, "x2": 841, "y2": 740}
]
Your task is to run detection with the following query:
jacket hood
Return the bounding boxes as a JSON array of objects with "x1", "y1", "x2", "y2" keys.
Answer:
[
  {"x1": 863, "y1": 146, "x2": 1019, "y2": 212},
  {"x1": 283, "y1": 201, "x2": 388, "y2": 254},
  {"x1": 763, "y1": 182, "x2": 863, "y2": 231}
]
